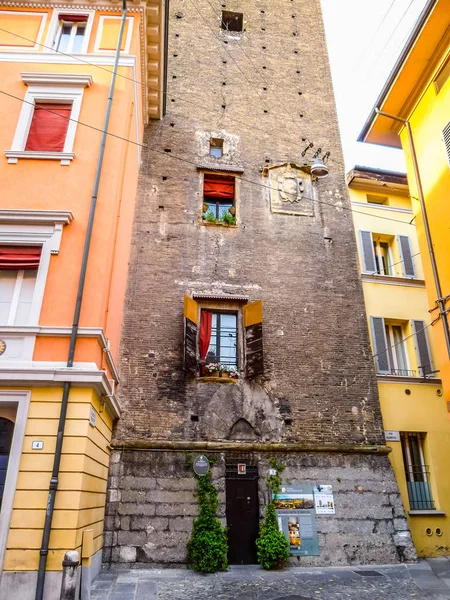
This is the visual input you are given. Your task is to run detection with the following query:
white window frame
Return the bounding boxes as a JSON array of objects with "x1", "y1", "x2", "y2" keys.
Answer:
[
  {"x1": 5, "y1": 73, "x2": 92, "y2": 165},
  {"x1": 0, "y1": 391, "x2": 31, "y2": 577},
  {"x1": 44, "y1": 9, "x2": 94, "y2": 55},
  {"x1": 0, "y1": 11, "x2": 48, "y2": 51},
  {"x1": 0, "y1": 269, "x2": 37, "y2": 326},
  {"x1": 385, "y1": 322, "x2": 411, "y2": 375},
  {"x1": 93, "y1": 15, "x2": 134, "y2": 54},
  {"x1": 373, "y1": 238, "x2": 394, "y2": 276}
]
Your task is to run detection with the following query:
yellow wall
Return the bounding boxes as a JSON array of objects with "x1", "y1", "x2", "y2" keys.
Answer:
[
  {"x1": 400, "y1": 48, "x2": 450, "y2": 411},
  {"x1": 349, "y1": 181, "x2": 450, "y2": 556},
  {"x1": 1, "y1": 386, "x2": 112, "y2": 571}
]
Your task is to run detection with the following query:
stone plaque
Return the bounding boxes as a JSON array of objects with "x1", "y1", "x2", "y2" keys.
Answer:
[
  {"x1": 193, "y1": 454, "x2": 210, "y2": 476},
  {"x1": 268, "y1": 163, "x2": 315, "y2": 216}
]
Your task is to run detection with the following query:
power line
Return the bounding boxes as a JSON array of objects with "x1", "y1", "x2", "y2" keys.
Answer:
[
  {"x1": 372, "y1": 317, "x2": 438, "y2": 364},
  {"x1": 0, "y1": 89, "x2": 418, "y2": 230},
  {"x1": 367, "y1": 251, "x2": 420, "y2": 276},
  {"x1": 0, "y1": 26, "x2": 314, "y2": 154}
]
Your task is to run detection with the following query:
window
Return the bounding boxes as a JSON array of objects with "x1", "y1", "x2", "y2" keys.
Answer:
[
  {"x1": 54, "y1": 14, "x2": 88, "y2": 52},
  {"x1": 401, "y1": 433, "x2": 434, "y2": 511},
  {"x1": 443, "y1": 121, "x2": 450, "y2": 167},
  {"x1": 209, "y1": 138, "x2": 223, "y2": 158},
  {"x1": 366, "y1": 194, "x2": 388, "y2": 205},
  {"x1": 221, "y1": 11, "x2": 243, "y2": 33},
  {"x1": 434, "y1": 55, "x2": 450, "y2": 95},
  {"x1": 359, "y1": 230, "x2": 416, "y2": 278},
  {"x1": 370, "y1": 317, "x2": 433, "y2": 377},
  {"x1": 183, "y1": 296, "x2": 264, "y2": 378},
  {"x1": 0, "y1": 247, "x2": 41, "y2": 326},
  {"x1": 5, "y1": 73, "x2": 92, "y2": 165},
  {"x1": 202, "y1": 174, "x2": 236, "y2": 225}
]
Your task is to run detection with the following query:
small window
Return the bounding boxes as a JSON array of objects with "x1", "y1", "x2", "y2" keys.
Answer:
[
  {"x1": 25, "y1": 103, "x2": 72, "y2": 152},
  {"x1": 373, "y1": 238, "x2": 393, "y2": 276},
  {"x1": 385, "y1": 322, "x2": 409, "y2": 376},
  {"x1": 434, "y1": 55, "x2": 450, "y2": 94},
  {"x1": 54, "y1": 14, "x2": 88, "y2": 53},
  {"x1": 203, "y1": 174, "x2": 236, "y2": 225},
  {"x1": 401, "y1": 433, "x2": 435, "y2": 510},
  {"x1": 201, "y1": 310, "x2": 237, "y2": 374},
  {"x1": 443, "y1": 121, "x2": 450, "y2": 167},
  {"x1": 209, "y1": 138, "x2": 223, "y2": 158},
  {"x1": 221, "y1": 11, "x2": 243, "y2": 33},
  {"x1": 0, "y1": 247, "x2": 41, "y2": 326},
  {"x1": 367, "y1": 194, "x2": 388, "y2": 205}
]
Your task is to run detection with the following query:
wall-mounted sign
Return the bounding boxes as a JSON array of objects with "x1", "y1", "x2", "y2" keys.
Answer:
[
  {"x1": 268, "y1": 468, "x2": 277, "y2": 476},
  {"x1": 32, "y1": 440, "x2": 44, "y2": 450},
  {"x1": 314, "y1": 484, "x2": 335, "y2": 514},
  {"x1": 237, "y1": 463, "x2": 247, "y2": 475},
  {"x1": 274, "y1": 484, "x2": 319, "y2": 556},
  {"x1": 193, "y1": 455, "x2": 210, "y2": 476},
  {"x1": 384, "y1": 430, "x2": 400, "y2": 442},
  {"x1": 89, "y1": 407, "x2": 97, "y2": 427}
]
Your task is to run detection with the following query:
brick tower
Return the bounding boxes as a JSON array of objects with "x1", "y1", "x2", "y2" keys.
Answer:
[{"x1": 104, "y1": 0, "x2": 415, "y2": 566}]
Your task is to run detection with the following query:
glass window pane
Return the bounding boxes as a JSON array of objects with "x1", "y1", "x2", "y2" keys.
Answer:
[
  {"x1": 392, "y1": 325, "x2": 408, "y2": 373},
  {"x1": 57, "y1": 24, "x2": 72, "y2": 52},
  {"x1": 14, "y1": 270, "x2": 37, "y2": 325},
  {"x1": 0, "y1": 271, "x2": 17, "y2": 325},
  {"x1": 72, "y1": 24, "x2": 86, "y2": 53},
  {"x1": 218, "y1": 203, "x2": 232, "y2": 219},
  {"x1": 385, "y1": 325, "x2": 394, "y2": 373}
]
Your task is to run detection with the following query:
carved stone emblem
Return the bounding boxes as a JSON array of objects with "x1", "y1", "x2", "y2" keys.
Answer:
[
  {"x1": 268, "y1": 163, "x2": 315, "y2": 216},
  {"x1": 0, "y1": 340, "x2": 6, "y2": 356}
]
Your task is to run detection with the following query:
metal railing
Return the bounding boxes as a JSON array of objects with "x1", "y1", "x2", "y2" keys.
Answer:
[{"x1": 405, "y1": 465, "x2": 435, "y2": 510}]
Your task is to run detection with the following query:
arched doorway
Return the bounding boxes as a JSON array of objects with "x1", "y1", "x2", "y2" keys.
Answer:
[{"x1": 0, "y1": 418, "x2": 14, "y2": 510}]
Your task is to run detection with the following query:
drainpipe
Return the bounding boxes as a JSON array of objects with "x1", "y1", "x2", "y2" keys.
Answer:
[
  {"x1": 35, "y1": 1, "x2": 128, "y2": 598},
  {"x1": 375, "y1": 108, "x2": 450, "y2": 360}
]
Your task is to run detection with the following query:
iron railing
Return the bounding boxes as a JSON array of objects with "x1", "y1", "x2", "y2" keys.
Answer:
[{"x1": 405, "y1": 465, "x2": 435, "y2": 510}]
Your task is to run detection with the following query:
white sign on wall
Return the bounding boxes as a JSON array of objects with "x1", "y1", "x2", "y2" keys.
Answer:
[{"x1": 384, "y1": 430, "x2": 400, "y2": 442}]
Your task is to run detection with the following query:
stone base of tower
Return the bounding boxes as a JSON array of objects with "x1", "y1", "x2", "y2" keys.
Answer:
[{"x1": 103, "y1": 448, "x2": 417, "y2": 568}]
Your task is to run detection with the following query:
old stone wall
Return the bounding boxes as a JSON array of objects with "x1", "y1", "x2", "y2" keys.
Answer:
[{"x1": 104, "y1": 450, "x2": 416, "y2": 567}]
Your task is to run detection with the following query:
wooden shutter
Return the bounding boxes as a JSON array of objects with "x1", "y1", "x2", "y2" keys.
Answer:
[
  {"x1": 25, "y1": 103, "x2": 71, "y2": 152},
  {"x1": 184, "y1": 295, "x2": 198, "y2": 375},
  {"x1": 243, "y1": 300, "x2": 264, "y2": 377},
  {"x1": 359, "y1": 230, "x2": 376, "y2": 273},
  {"x1": 443, "y1": 121, "x2": 450, "y2": 166},
  {"x1": 398, "y1": 235, "x2": 416, "y2": 277},
  {"x1": 370, "y1": 317, "x2": 390, "y2": 374},
  {"x1": 412, "y1": 320, "x2": 433, "y2": 377}
]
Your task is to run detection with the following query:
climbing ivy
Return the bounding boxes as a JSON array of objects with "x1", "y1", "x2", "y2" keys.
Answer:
[
  {"x1": 186, "y1": 455, "x2": 228, "y2": 573},
  {"x1": 256, "y1": 458, "x2": 289, "y2": 569}
]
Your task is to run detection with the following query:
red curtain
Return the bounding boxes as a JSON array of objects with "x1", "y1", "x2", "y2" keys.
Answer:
[
  {"x1": 58, "y1": 13, "x2": 89, "y2": 22},
  {"x1": 204, "y1": 176, "x2": 235, "y2": 198},
  {"x1": 25, "y1": 103, "x2": 71, "y2": 152},
  {"x1": 199, "y1": 311, "x2": 213, "y2": 362},
  {"x1": 0, "y1": 247, "x2": 41, "y2": 270}
]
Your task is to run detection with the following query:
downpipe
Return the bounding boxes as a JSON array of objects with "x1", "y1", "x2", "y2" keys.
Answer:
[{"x1": 34, "y1": 1, "x2": 128, "y2": 598}]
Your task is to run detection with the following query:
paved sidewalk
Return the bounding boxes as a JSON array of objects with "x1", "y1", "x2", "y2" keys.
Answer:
[{"x1": 91, "y1": 557, "x2": 450, "y2": 600}]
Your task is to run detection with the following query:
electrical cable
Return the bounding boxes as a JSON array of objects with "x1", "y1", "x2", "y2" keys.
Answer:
[
  {"x1": 367, "y1": 251, "x2": 420, "y2": 276},
  {"x1": 371, "y1": 317, "x2": 438, "y2": 363},
  {"x1": 0, "y1": 26, "x2": 315, "y2": 153},
  {"x1": 0, "y1": 89, "x2": 418, "y2": 229}
]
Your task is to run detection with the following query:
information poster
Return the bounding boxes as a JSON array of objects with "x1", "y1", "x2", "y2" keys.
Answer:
[
  {"x1": 273, "y1": 484, "x2": 319, "y2": 556},
  {"x1": 313, "y1": 484, "x2": 335, "y2": 515}
]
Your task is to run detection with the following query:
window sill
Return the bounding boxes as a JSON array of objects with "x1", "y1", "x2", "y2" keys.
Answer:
[
  {"x1": 5, "y1": 150, "x2": 75, "y2": 166},
  {"x1": 201, "y1": 221, "x2": 238, "y2": 228},
  {"x1": 197, "y1": 376, "x2": 238, "y2": 384},
  {"x1": 376, "y1": 374, "x2": 441, "y2": 384},
  {"x1": 409, "y1": 510, "x2": 445, "y2": 516},
  {"x1": 361, "y1": 273, "x2": 425, "y2": 286}
]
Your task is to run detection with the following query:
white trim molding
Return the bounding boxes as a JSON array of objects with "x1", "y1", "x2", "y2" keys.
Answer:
[
  {"x1": 6, "y1": 81, "x2": 88, "y2": 166},
  {"x1": 0, "y1": 390, "x2": 31, "y2": 577},
  {"x1": 0, "y1": 10, "x2": 47, "y2": 51},
  {"x1": 0, "y1": 366, "x2": 119, "y2": 418},
  {"x1": 43, "y1": 8, "x2": 95, "y2": 55},
  {"x1": 21, "y1": 72, "x2": 93, "y2": 87},
  {"x1": 351, "y1": 201, "x2": 413, "y2": 215},
  {"x1": 0, "y1": 209, "x2": 72, "y2": 226}
]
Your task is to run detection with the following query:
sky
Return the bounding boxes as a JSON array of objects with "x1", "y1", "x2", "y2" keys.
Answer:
[{"x1": 321, "y1": 0, "x2": 428, "y2": 173}]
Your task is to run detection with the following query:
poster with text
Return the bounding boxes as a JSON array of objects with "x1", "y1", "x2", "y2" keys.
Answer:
[
  {"x1": 313, "y1": 484, "x2": 335, "y2": 514},
  {"x1": 273, "y1": 484, "x2": 319, "y2": 556}
]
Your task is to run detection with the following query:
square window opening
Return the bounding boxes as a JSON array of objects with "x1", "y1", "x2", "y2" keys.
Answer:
[
  {"x1": 221, "y1": 11, "x2": 243, "y2": 33},
  {"x1": 210, "y1": 138, "x2": 223, "y2": 158},
  {"x1": 25, "y1": 102, "x2": 72, "y2": 153},
  {"x1": 203, "y1": 174, "x2": 236, "y2": 224},
  {"x1": 367, "y1": 194, "x2": 388, "y2": 205}
]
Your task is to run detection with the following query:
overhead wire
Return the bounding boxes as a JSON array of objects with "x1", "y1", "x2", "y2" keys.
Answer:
[
  {"x1": 0, "y1": 89, "x2": 419, "y2": 229},
  {"x1": 371, "y1": 317, "x2": 439, "y2": 365},
  {"x1": 0, "y1": 26, "x2": 314, "y2": 153}
]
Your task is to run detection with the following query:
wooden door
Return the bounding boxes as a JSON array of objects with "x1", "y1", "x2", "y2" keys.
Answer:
[{"x1": 226, "y1": 465, "x2": 259, "y2": 564}]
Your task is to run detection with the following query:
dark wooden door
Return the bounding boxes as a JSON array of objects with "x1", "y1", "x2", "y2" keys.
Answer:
[{"x1": 226, "y1": 474, "x2": 259, "y2": 564}]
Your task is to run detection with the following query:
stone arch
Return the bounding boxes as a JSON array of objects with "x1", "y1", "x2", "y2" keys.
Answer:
[{"x1": 228, "y1": 418, "x2": 258, "y2": 441}]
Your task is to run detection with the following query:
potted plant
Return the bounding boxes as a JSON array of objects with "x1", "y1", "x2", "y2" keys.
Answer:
[
  {"x1": 205, "y1": 363, "x2": 220, "y2": 377},
  {"x1": 220, "y1": 365, "x2": 238, "y2": 379}
]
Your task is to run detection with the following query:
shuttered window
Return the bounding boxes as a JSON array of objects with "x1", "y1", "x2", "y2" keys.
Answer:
[
  {"x1": 443, "y1": 121, "x2": 450, "y2": 167},
  {"x1": 398, "y1": 235, "x2": 416, "y2": 278},
  {"x1": 25, "y1": 103, "x2": 72, "y2": 152},
  {"x1": 183, "y1": 295, "x2": 198, "y2": 375},
  {"x1": 243, "y1": 300, "x2": 264, "y2": 377},
  {"x1": 359, "y1": 230, "x2": 377, "y2": 273},
  {"x1": 412, "y1": 320, "x2": 433, "y2": 377},
  {"x1": 370, "y1": 317, "x2": 390, "y2": 374}
]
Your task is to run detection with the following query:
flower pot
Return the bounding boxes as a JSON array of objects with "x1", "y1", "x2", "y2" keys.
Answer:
[
  {"x1": 202, "y1": 203, "x2": 209, "y2": 213},
  {"x1": 228, "y1": 206, "x2": 236, "y2": 216}
]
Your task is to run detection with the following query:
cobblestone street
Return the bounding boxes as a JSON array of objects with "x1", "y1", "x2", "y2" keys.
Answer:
[{"x1": 91, "y1": 558, "x2": 450, "y2": 600}]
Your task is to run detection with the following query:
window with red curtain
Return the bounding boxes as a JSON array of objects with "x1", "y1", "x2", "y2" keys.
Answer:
[
  {"x1": 203, "y1": 175, "x2": 235, "y2": 199},
  {"x1": 0, "y1": 246, "x2": 41, "y2": 270},
  {"x1": 25, "y1": 103, "x2": 72, "y2": 152},
  {"x1": 57, "y1": 13, "x2": 89, "y2": 22}
]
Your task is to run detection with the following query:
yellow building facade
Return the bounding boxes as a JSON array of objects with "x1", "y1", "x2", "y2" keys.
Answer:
[
  {"x1": 358, "y1": 0, "x2": 450, "y2": 416},
  {"x1": 0, "y1": 1, "x2": 165, "y2": 598},
  {"x1": 348, "y1": 166, "x2": 450, "y2": 557}
]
